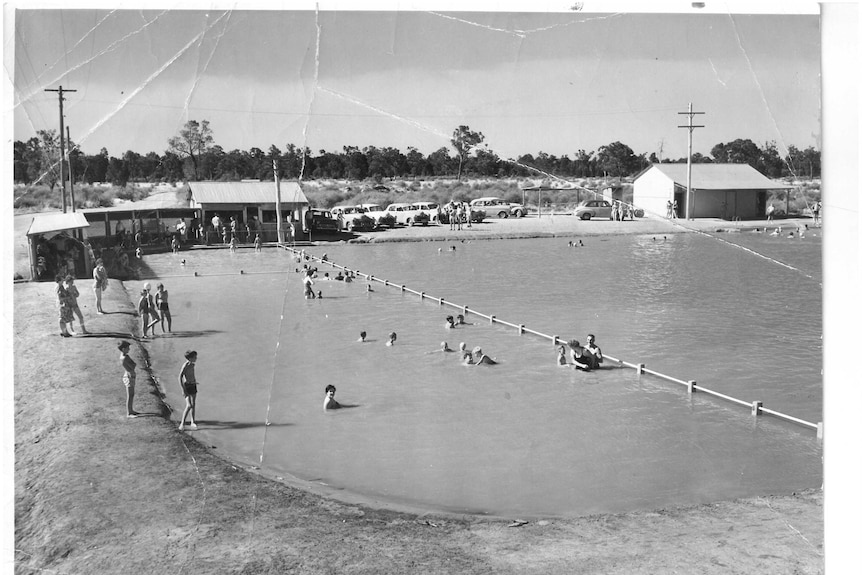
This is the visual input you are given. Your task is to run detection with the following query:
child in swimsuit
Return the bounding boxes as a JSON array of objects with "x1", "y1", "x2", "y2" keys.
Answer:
[{"x1": 178, "y1": 350, "x2": 199, "y2": 430}]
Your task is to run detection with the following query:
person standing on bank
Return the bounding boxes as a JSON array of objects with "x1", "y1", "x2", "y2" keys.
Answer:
[
  {"x1": 64, "y1": 275, "x2": 87, "y2": 334},
  {"x1": 118, "y1": 341, "x2": 139, "y2": 417},
  {"x1": 92, "y1": 258, "x2": 108, "y2": 314},
  {"x1": 178, "y1": 350, "x2": 199, "y2": 431},
  {"x1": 155, "y1": 283, "x2": 172, "y2": 333},
  {"x1": 56, "y1": 275, "x2": 76, "y2": 337}
]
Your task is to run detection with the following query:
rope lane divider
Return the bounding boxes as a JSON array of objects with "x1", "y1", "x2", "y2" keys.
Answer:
[{"x1": 283, "y1": 246, "x2": 822, "y2": 438}]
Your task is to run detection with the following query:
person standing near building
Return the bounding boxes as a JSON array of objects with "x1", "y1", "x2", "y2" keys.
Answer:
[
  {"x1": 92, "y1": 258, "x2": 108, "y2": 314},
  {"x1": 64, "y1": 275, "x2": 87, "y2": 334},
  {"x1": 56, "y1": 275, "x2": 76, "y2": 337},
  {"x1": 766, "y1": 203, "x2": 775, "y2": 222}
]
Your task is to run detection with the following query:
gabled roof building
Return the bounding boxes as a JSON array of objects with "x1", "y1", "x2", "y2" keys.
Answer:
[{"x1": 633, "y1": 163, "x2": 792, "y2": 219}]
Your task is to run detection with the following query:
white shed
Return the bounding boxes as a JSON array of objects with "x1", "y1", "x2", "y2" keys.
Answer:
[{"x1": 632, "y1": 164, "x2": 792, "y2": 219}]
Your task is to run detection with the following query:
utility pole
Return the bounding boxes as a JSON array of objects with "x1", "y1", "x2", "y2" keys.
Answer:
[
  {"x1": 677, "y1": 103, "x2": 705, "y2": 220},
  {"x1": 45, "y1": 85, "x2": 77, "y2": 213},
  {"x1": 66, "y1": 126, "x2": 76, "y2": 212},
  {"x1": 273, "y1": 159, "x2": 285, "y2": 244}
]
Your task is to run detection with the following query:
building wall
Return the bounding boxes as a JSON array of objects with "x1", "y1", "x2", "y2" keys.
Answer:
[{"x1": 633, "y1": 168, "x2": 674, "y2": 216}]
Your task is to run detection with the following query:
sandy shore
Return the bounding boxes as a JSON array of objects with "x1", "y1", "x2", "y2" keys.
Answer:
[{"x1": 12, "y1": 211, "x2": 823, "y2": 574}]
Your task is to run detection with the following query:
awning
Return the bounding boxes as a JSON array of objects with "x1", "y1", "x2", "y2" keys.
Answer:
[{"x1": 26, "y1": 212, "x2": 91, "y2": 236}]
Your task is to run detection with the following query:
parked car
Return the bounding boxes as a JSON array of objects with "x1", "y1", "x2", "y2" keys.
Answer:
[
  {"x1": 356, "y1": 203, "x2": 392, "y2": 228},
  {"x1": 304, "y1": 208, "x2": 339, "y2": 233},
  {"x1": 573, "y1": 200, "x2": 613, "y2": 220},
  {"x1": 383, "y1": 203, "x2": 431, "y2": 226},
  {"x1": 330, "y1": 206, "x2": 376, "y2": 231},
  {"x1": 410, "y1": 202, "x2": 442, "y2": 223},
  {"x1": 469, "y1": 197, "x2": 526, "y2": 218}
]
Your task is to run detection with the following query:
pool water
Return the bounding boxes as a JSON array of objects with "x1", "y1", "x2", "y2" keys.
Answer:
[{"x1": 139, "y1": 232, "x2": 822, "y2": 518}]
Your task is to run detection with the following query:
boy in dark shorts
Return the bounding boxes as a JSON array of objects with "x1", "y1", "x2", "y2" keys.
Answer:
[{"x1": 178, "y1": 350, "x2": 199, "y2": 431}]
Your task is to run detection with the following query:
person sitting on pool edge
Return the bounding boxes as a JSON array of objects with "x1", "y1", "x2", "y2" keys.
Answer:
[
  {"x1": 584, "y1": 334, "x2": 603, "y2": 369},
  {"x1": 568, "y1": 340, "x2": 592, "y2": 371},
  {"x1": 323, "y1": 384, "x2": 341, "y2": 410},
  {"x1": 471, "y1": 346, "x2": 497, "y2": 365}
]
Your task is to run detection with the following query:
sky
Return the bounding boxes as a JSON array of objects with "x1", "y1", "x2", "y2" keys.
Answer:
[{"x1": 10, "y1": 2, "x2": 821, "y2": 167}]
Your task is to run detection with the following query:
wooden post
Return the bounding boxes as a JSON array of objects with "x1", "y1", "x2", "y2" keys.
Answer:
[
  {"x1": 687, "y1": 380, "x2": 697, "y2": 394},
  {"x1": 637, "y1": 363, "x2": 645, "y2": 374},
  {"x1": 490, "y1": 315, "x2": 495, "y2": 324},
  {"x1": 817, "y1": 422, "x2": 824, "y2": 440},
  {"x1": 518, "y1": 324, "x2": 525, "y2": 334},
  {"x1": 751, "y1": 401, "x2": 763, "y2": 416}
]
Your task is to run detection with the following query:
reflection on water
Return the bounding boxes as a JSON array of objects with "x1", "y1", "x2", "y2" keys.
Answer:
[{"x1": 140, "y1": 232, "x2": 822, "y2": 517}]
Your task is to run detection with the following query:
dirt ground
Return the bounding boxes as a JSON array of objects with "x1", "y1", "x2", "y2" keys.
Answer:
[{"x1": 12, "y1": 212, "x2": 824, "y2": 574}]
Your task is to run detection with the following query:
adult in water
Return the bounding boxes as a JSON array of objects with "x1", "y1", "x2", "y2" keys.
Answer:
[
  {"x1": 471, "y1": 346, "x2": 497, "y2": 365},
  {"x1": 323, "y1": 384, "x2": 341, "y2": 410},
  {"x1": 584, "y1": 334, "x2": 603, "y2": 369},
  {"x1": 568, "y1": 340, "x2": 592, "y2": 371}
]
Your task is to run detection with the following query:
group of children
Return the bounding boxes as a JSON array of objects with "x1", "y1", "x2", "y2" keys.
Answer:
[
  {"x1": 137, "y1": 282, "x2": 172, "y2": 338},
  {"x1": 118, "y1": 341, "x2": 199, "y2": 430}
]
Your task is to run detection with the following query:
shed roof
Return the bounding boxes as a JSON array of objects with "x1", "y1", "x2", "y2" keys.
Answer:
[
  {"x1": 79, "y1": 190, "x2": 192, "y2": 215},
  {"x1": 638, "y1": 163, "x2": 792, "y2": 190},
  {"x1": 27, "y1": 212, "x2": 90, "y2": 236},
  {"x1": 188, "y1": 181, "x2": 308, "y2": 205}
]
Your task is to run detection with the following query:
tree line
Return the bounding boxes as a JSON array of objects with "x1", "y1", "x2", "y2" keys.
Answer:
[{"x1": 13, "y1": 120, "x2": 821, "y2": 190}]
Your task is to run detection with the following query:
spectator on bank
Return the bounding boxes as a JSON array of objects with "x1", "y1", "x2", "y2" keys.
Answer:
[{"x1": 118, "y1": 341, "x2": 138, "y2": 418}]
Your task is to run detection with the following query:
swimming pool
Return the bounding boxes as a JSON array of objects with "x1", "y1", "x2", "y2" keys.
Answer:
[{"x1": 140, "y1": 232, "x2": 822, "y2": 517}]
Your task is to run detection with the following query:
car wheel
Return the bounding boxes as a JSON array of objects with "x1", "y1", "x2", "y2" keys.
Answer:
[
  {"x1": 513, "y1": 210, "x2": 524, "y2": 218},
  {"x1": 498, "y1": 211, "x2": 509, "y2": 219},
  {"x1": 582, "y1": 213, "x2": 592, "y2": 220},
  {"x1": 347, "y1": 221, "x2": 355, "y2": 232},
  {"x1": 407, "y1": 218, "x2": 413, "y2": 226}
]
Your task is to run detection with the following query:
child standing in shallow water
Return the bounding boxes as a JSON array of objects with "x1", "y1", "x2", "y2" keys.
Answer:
[{"x1": 178, "y1": 350, "x2": 199, "y2": 430}]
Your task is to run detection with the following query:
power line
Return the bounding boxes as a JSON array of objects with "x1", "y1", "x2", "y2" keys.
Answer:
[
  {"x1": 677, "y1": 103, "x2": 705, "y2": 220},
  {"x1": 44, "y1": 85, "x2": 77, "y2": 212}
]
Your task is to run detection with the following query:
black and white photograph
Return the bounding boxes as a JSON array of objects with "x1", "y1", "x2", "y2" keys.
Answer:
[{"x1": 5, "y1": 1, "x2": 859, "y2": 573}]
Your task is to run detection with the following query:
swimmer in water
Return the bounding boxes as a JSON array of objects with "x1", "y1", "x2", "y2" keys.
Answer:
[
  {"x1": 456, "y1": 314, "x2": 472, "y2": 326},
  {"x1": 386, "y1": 332, "x2": 397, "y2": 346},
  {"x1": 431, "y1": 341, "x2": 453, "y2": 353},
  {"x1": 568, "y1": 340, "x2": 592, "y2": 371},
  {"x1": 317, "y1": 290, "x2": 323, "y2": 298},
  {"x1": 323, "y1": 384, "x2": 341, "y2": 410},
  {"x1": 445, "y1": 315, "x2": 455, "y2": 329},
  {"x1": 358, "y1": 331, "x2": 367, "y2": 342},
  {"x1": 557, "y1": 345, "x2": 567, "y2": 366},
  {"x1": 471, "y1": 346, "x2": 497, "y2": 365},
  {"x1": 458, "y1": 342, "x2": 470, "y2": 361},
  {"x1": 366, "y1": 284, "x2": 373, "y2": 293}
]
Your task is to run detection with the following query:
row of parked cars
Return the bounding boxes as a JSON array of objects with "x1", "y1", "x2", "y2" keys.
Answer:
[
  {"x1": 307, "y1": 197, "x2": 642, "y2": 233},
  {"x1": 322, "y1": 197, "x2": 528, "y2": 232}
]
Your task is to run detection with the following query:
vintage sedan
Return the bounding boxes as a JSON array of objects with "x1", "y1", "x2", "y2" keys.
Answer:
[
  {"x1": 331, "y1": 206, "x2": 376, "y2": 231},
  {"x1": 573, "y1": 200, "x2": 613, "y2": 220},
  {"x1": 383, "y1": 203, "x2": 431, "y2": 226},
  {"x1": 469, "y1": 197, "x2": 526, "y2": 218}
]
